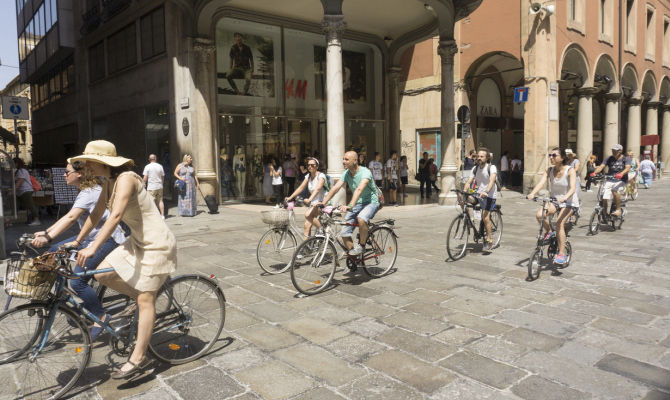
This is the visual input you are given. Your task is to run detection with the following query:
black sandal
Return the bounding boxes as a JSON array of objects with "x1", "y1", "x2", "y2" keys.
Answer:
[{"x1": 111, "y1": 356, "x2": 152, "y2": 380}]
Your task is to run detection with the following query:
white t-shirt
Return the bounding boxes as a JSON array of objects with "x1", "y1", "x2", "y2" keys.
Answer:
[
  {"x1": 472, "y1": 164, "x2": 498, "y2": 199},
  {"x1": 369, "y1": 161, "x2": 383, "y2": 180},
  {"x1": 142, "y1": 162, "x2": 165, "y2": 191},
  {"x1": 385, "y1": 159, "x2": 398, "y2": 179},
  {"x1": 639, "y1": 159, "x2": 655, "y2": 173},
  {"x1": 510, "y1": 159, "x2": 522, "y2": 171},
  {"x1": 500, "y1": 155, "x2": 509, "y2": 171},
  {"x1": 73, "y1": 186, "x2": 126, "y2": 248},
  {"x1": 272, "y1": 166, "x2": 283, "y2": 185},
  {"x1": 15, "y1": 168, "x2": 33, "y2": 195},
  {"x1": 305, "y1": 172, "x2": 327, "y2": 203},
  {"x1": 399, "y1": 160, "x2": 408, "y2": 177}
]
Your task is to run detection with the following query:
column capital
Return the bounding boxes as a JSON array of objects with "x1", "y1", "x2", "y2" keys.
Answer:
[
  {"x1": 646, "y1": 101, "x2": 662, "y2": 109},
  {"x1": 662, "y1": 104, "x2": 670, "y2": 111},
  {"x1": 437, "y1": 40, "x2": 458, "y2": 63},
  {"x1": 388, "y1": 66, "x2": 402, "y2": 83},
  {"x1": 627, "y1": 97, "x2": 643, "y2": 105},
  {"x1": 575, "y1": 87, "x2": 599, "y2": 98},
  {"x1": 603, "y1": 92, "x2": 621, "y2": 102},
  {"x1": 322, "y1": 14, "x2": 346, "y2": 41},
  {"x1": 193, "y1": 37, "x2": 215, "y2": 63}
]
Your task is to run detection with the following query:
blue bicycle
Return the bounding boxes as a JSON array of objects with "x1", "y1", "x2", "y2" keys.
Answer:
[{"x1": 0, "y1": 234, "x2": 226, "y2": 399}]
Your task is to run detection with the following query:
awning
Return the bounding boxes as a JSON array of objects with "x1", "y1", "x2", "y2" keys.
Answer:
[{"x1": 0, "y1": 126, "x2": 19, "y2": 144}]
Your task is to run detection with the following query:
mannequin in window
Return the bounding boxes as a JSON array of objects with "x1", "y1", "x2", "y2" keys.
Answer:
[
  {"x1": 252, "y1": 147, "x2": 263, "y2": 197},
  {"x1": 233, "y1": 146, "x2": 246, "y2": 196}
]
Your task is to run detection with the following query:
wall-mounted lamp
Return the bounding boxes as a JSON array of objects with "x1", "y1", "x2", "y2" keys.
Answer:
[{"x1": 530, "y1": 2, "x2": 555, "y2": 16}]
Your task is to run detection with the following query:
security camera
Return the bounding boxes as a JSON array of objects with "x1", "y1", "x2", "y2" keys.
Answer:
[
  {"x1": 530, "y1": 2, "x2": 555, "y2": 16},
  {"x1": 530, "y1": 2, "x2": 542, "y2": 14}
]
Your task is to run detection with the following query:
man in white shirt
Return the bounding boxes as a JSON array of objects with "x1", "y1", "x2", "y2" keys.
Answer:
[
  {"x1": 143, "y1": 154, "x2": 165, "y2": 218},
  {"x1": 385, "y1": 150, "x2": 399, "y2": 206},
  {"x1": 500, "y1": 151, "x2": 509, "y2": 189},
  {"x1": 639, "y1": 155, "x2": 656, "y2": 188},
  {"x1": 463, "y1": 148, "x2": 498, "y2": 252}
]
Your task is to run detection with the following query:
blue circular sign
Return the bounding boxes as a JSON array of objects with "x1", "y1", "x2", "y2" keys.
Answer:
[{"x1": 9, "y1": 104, "x2": 21, "y2": 115}]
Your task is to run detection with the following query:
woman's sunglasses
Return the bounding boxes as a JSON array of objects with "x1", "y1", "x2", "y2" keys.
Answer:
[{"x1": 548, "y1": 153, "x2": 559, "y2": 158}]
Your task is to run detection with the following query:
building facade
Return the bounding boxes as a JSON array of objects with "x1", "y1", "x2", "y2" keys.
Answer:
[
  {"x1": 0, "y1": 77, "x2": 33, "y2": 163},
  {"x1": 400, "y1": 0, "x2": 670, "y2": 191},
  {"x1": 16, "y1": 0, "x2": 483, "y2": 204}
]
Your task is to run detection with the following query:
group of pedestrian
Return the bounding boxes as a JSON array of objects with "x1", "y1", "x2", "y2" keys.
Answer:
[{"x1": 418, "y1": 152, "x2": 439, "y2": 198}]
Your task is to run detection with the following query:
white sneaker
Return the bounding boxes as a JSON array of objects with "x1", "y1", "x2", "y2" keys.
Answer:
[
  {"x1": 273, "y1": 204, "x2": 279, "y2": 209},
  {"x1": 348, "y1": 243, "x2": 364, "y2": 256}
]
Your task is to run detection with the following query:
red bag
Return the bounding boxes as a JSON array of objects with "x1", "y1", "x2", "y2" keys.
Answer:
[{"x1": 30, "y1": 175, "x2": 42, "y2": 191}]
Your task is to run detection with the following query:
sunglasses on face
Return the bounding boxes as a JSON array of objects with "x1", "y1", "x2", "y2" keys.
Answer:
[
  {"x1": 307, "y1": 164, "x2": 317, "y2": 167},
  {"x1": 64, "y1": 170, "x2": 76, "y2": 176},
  {"x1": 548, "y1": 153, "x2": 559, "y2": 158}
]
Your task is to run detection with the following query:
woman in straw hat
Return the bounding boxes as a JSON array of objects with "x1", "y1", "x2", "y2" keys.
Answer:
[{"x1": 68, "y1": 140, "x2": 177, "y2": 379}]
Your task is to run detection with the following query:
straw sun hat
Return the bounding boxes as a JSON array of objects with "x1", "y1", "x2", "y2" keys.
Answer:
[{"x1": 68, "y1": 140, "x2": 134, "y2": 167}]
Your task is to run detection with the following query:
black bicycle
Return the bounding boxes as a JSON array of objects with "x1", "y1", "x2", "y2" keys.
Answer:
[
  {"x1": 588, "y1": 174, "x2": 627, "y2": 235},
  {"x1": 446, "y1": 190, "x2": 503, "y2": 260},
  {"x1": 527, "y1": 197, "x2": 572, "y2": 281}
]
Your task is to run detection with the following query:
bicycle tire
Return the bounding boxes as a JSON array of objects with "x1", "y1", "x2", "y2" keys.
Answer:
[
  {"x1": 556, "y1": 241, "x2": 572, "y2": 269},
  {"x1": 290, "y1": 237, "x2": 337, "y2": 295},
  {"x1": 3, "y1": 303, "x2": 91, "y2": 399},
  {"x1": 149, "y1": 274, "x2": 226, "y2": 364},
  {"x1": 446, "y1": 215, "x2": 469, "y2": 260},
  {"x1": 256, "y1": 228, "x2": 298, "y2": 274},
  {"x1": 363, "y1": 227, "x2": 398, "y2": 278},
  {"x1": 490, "y1": 209, "x2": 503, "y2": 248},
  {"x1": 588, "y1": 210, "x2": 600, "y2": 235},
  {"x1": 631, "y1": 189, "x2": 638, "y2": 200},
  {"x1": 0, "y1": 303, "x2": 45, "y2": 364},
  {"x1": 527, "y1": 248, "x2": 542, "y2": 281}
]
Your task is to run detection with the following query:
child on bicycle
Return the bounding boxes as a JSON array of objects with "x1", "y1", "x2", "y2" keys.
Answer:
[
  {"x1": 527, "y1": 147, "x2": 579, "y2": 265},
  {"x1": 285, "y1": 157, "x2": 329, "y2": 239},
  {"x1": 31, "y1": 161, "x2": 126, "y2": 340}
]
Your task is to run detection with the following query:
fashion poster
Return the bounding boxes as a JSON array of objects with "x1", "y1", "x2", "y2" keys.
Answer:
[
  {"x1": 313, "y1": 46, "x2": 367, "y2": 103},
  {"x1": 216, "y1": 31, "x2": 275, "y2": 98}
]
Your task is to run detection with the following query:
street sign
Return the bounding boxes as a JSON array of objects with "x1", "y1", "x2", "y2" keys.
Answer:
[
  {"x1": 457, "y1": 105, "x2": 470, "y2": 123},
  {"x1": 513, "y1": 87, "x2": 529, "y2": 103},
  {"x1": 1, "y1": 96, "x2": 29, "y2": 120},
  {"x1": 457, "y1": 123, "x2": 471, "y2": 139}
]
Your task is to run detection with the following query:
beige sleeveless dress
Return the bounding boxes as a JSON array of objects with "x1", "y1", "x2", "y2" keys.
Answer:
[{"x1": 105, "y1": 172, "x2": 177, "y2": 291}]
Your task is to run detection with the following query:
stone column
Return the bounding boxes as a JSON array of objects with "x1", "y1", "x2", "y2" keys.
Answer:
[
  {"x1": 387, "y1": 66, "x2": 402, "y2": 155},
  {"x1": 603, "y1": 93, "x2": 620, "y2": 160},
  {"x1": 645, "y1": 101, "x2": 660, "y2": 160},
  {"x1": 626, "y1": 97, "x2": 642, "y2": 156},
  {"x1": 437, "y1": 40, "x2": 459, "y2": 204},
  {"x1": 576, "y1": 88, "x2": 596, "y2": 180},
  {"x1": 662, "y1": 105, "x2": 670, "y2": 174},
  {"x1": 322, "y1": 14, "x2": 347, "y2": 206},
  {"x1": 193, "y1": 37, "x2": 218, "y2": 206}
]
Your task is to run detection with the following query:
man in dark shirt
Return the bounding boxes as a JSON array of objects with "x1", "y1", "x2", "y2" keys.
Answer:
[
  {"x1": 227, "y1": 32, "x2": 254, "y2": 95},
  {"x1": 591, "y1": 144, "x2": 631, "y2": 217}
]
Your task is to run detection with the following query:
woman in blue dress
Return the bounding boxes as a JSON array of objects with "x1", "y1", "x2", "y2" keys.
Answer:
[{"x1": 173, "y1": 154, "x2": 200, "y2": 216}]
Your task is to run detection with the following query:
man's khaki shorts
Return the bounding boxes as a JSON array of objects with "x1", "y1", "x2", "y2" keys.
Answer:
[{"x1": 148, "y1": 188, "x2": 163, "y2": 203}]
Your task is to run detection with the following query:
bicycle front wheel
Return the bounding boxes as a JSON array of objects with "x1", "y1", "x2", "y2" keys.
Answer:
[
  {"x1": 490, "y1": 210, "x2": 503, "y2": 248},
  {"x1": 588, "y1": 210, "x2": 600, "y2": 235},
  {"x1": 527, "y1": 248, "x2": 542, "y2": 281},
  {"x1": 149, "y1": 275, "x2": 226, "y2": 364},
  {"x1": 0, "y1": 303, "x2": 91, "y2": 399},
  {"x1": 290, "y1": 237, "x2": 337, "y2": 295},
  {"x1": 446, "y1": 215, "x2": 469, "y2": 260},
  {"x1": 0, "y1": 303, "x2": 45, "y2": 364},
  {"x1": 257, "y1": 228, "x2": 298, "y2": 274},
  {"x1": 363, "y1": 227, "x2": 398, "y2": 278}
]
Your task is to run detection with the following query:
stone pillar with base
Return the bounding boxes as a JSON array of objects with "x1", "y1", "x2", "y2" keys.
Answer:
[
  {"x1": 626, "y1": 97, "x2": 642, "y2": 155},
  {"x1": 576, "y1": 88, "x2": 596, "y2": 180},
  {"x1": 437, "y1": 40, "x2": 459, "y2": 204},
  {"x1": 193, "y1": 37, "x2": 218, "y2": 208},
  {"x1": 387, "y1": 66, "x2": 402, "y2": 156},
  {"x1": 662, "y1": 105, "x2": 670, "y2": 174},
  {"x1": 603, "y1": 93, "x2": 621, "y2": 160},
  {"x1": 645, "y1": 101, "x2": 660, "y2": 160},
  {"x1": 322, "y1": 14, "x2": 347, "y2": 206}
]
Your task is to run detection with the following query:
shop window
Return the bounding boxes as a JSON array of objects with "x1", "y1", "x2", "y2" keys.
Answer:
[
  {"x1": 626, "y1": 0, "x2": 637, "y2": 53},
  {"x1": 416, "y1": 130, "x2": 441, "y2": 171},
  {"x1": 646, "y1": 5, "x2": 656, "y2": 60},
  {"x1": 664, "y1": 17, "x2": 670, "y2": 67},
  {"x1": 599, "y1": 0, "x2": 613, "y2": 44},
  {"x1": 140, "y1": 7, "x2": 165, "y2": 60},
  {"x1": 89, "y1": 41, "x2": 105, "y2": 82},
  {"x1": 567, "y1": 0, "x2": 585, "y2": 34},
  {"x1": 107, "y1": 23, "x2": 137, "y2": 74}
]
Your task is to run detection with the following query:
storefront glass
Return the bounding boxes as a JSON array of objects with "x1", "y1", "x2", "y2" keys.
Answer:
[{"x1": 216, "y1": 17, "x2": 384, "y2": 200}]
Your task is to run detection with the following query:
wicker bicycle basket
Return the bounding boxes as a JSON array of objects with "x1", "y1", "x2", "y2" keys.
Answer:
[
  {"x1": 4, "y1": 256, "x2": 57, "y2": 300},
  {"x1": 260, "y1": 209, "x2": 290, "y2": 227}
]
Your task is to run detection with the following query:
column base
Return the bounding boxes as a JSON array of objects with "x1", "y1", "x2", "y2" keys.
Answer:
[
  {"x1": 438, "y1": 168, "x2": 458, "y2": 205},
  {"x1": 196, "y1": 170, "x2": 218, "y2": 208}
]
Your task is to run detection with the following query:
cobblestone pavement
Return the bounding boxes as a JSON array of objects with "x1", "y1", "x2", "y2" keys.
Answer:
[{"x1": 2, "y1": 179, "x2": 670, "y2": 399}]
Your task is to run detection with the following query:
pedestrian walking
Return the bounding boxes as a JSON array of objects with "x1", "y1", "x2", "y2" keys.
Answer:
[
  {"x1": 14, "y1": 157, "x2": 41, "y2": 225},
  {"x1": 386, "y1": 150, "x2": 399, "y2": 206},
  {"x1": 174, "y1": 154, "x2": 200, "y2": 217},
  {"x1": 420, "y1": 152, "x2": 431, "y2": 198},
  {"x1": 639, "y1": 155, "x2": 656, "y2": 188},
  {"x1": 510, "y1": 155, "x2": 523, "y2": 187},
  {"x1": 500, "y1": 151, "x2": 510, "y2": 188},
  {"x1": 398, "y1": 155, "x2": 409, "y2": 199},
  {"x1": 565, "y1": 149, "x2": 581, "y2": 191},
  {"x1": 282, "y1": 154, "x2": 298, "y2": 195},
  {"x1": 263, "y1": 156, "x2": 274, "y2": 204},
  {"x1": 143, "y1": 154, "x2": 165, "y2": 219},
  {"x1": 369, "y1": 152, "x2": 384, "y2": 188},
  {"x1": 428, "y1": 158, "x2": 440, "y2": 193},
  {"x1": 270, "y1": 157, "x2": 283, "y2": 207}
]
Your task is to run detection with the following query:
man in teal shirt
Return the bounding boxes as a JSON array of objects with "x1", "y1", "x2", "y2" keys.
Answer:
[{"x1": 319, "y1": 151, "x2": 380, "y2": 257}]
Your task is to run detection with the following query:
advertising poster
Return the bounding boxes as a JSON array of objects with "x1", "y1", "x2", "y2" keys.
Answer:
[
  {"x1": 217, "y1": 31, "x2": 275, "y2": 98},
  {"x1": 313, "y1": 46, "x2": 367, "y2": 104}
]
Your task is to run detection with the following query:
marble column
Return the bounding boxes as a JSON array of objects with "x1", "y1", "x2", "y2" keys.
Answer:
[
  {"x1": 322, "y1": 14, "x2": 347, "y2": 206},
  {"x1": 387, "y1": 66, "x2": 402, "y2": 155},
  {"x1": 576, "y1": 88, "x2": 597, "y2": 180},
  {"x1": 645, "y1": 101, "x2": 660, "y2": 160},
  {"x1": 626, "y1": 97, "x2": 642, "y2": 156},
  {"x1": 437, "y1": 40, "x2": 459, "y2": 203},
  {"x1": 603, "y1": 93, "x2": 621, "y2": 160},
  {"x1": 193, "y1": 37, "x2": 218, "y2": 205},
  {"x1": 662, "y1": 105, "x2": 670, "y2": 174}
]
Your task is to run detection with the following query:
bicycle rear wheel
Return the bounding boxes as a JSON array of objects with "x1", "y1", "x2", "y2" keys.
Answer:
[
  {"x1": 290, "y1": 237, "x2": 337, "y2": 295},
  {"x1": 149, "y1": 275, "x2": 226, "y2": 364},
  {"x1": 256, "y1": 228, "x2": 298, "y2": 274},
  {"x1": 446, "y1": 215, "x2": 469, "y2": 260},
  {"x1": 490, "y1": 210, "x2": 503, "y2": 248},
  {"x1": 1, "y1": 303, "x2": 91, "y2": 399},
  {"x1": 588, "y1": 210, "x2": 600, "y2": 235},
  {"x1": 527, "y1": 248, "x2": 542, "y2": 281},
  {"x1": 96, "y1": 285, "x2": 133, "y2": 318},
  {"x1": 363, "y1": 227, "x2": 397, "y2": 278}
]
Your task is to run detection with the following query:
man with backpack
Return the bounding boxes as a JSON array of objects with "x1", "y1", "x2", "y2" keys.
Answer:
[{"x1": 463, "y1": 148, "x2": 498, "y2": 252}]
